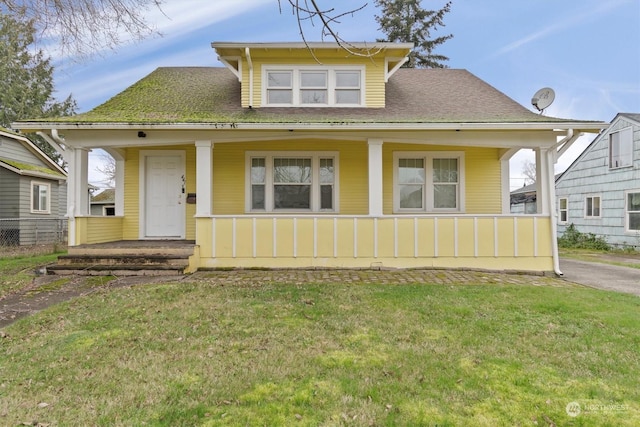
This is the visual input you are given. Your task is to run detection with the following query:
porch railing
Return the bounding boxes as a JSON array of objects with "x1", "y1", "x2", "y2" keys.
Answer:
[{"x1": 197, "y1": 215, "x2": 554, "y2": 271}]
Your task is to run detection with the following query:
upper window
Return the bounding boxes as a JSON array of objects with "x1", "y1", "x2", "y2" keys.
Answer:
[
  {"x1": 394, "y1": 152, "x2": 465, "y2": 213},
  {"x1": 264, "y1": 66, "x2": 363, "y2": 107},
  {"x1": 585, "y1": 195, "x2": 601, "y2": 218},
  {"x1": 558, "y1": 197, "x2": 568, "y2": 224},
  {"x1": 31, "y1": 181, "x2": 50, "y2": 214},
  {"x1": 247, "y1": 152, "x2": 338, "y2": 212},
  {"x1": 626, "y1": 191, "x2": 640, "y2": 232},
  {"x1": 609, "y1": 127, "x2": 633, "y2": 169}
]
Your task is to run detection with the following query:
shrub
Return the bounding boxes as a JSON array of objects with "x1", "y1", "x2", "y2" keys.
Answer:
[{"x1": 558, "y1": 223, "x2": 610, "y2": 250}]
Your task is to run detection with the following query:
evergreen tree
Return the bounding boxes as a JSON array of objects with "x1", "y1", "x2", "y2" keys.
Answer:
[
  {"x1": 375, "y1": 0, "x2": 453, "y2": 68},
  {"x1": 0, "y1": 13, "x2": 76, "y2": 165}
]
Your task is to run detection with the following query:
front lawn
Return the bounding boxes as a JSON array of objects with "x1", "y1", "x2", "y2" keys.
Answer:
[{"x1": 1, "y1": 278, "x2": 638, "y2": 426}]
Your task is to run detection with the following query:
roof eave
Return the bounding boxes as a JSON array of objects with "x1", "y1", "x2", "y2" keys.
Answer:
[{"x1": 14, "y1": 121, "x2": 608, "y2": 132}]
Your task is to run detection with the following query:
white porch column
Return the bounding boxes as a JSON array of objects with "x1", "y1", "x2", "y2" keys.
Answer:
[
  {"x1": 74, "y1": 148, "x2": 90, "y2": 217},
  {"x1": 368, "y1": 139, "x2": 384, "y2": 216},
  {"x1": 500, "y1": 148, "x2": 519, "y2": 214},
  {"x1": 535, "y1": 148, "x2": 551, "y2": 215},
  {"x1": 195, "y1": 140, "x2": 213, "y2": 216}
]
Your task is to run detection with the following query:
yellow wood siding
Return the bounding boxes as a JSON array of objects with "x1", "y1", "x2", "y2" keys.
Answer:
[
  {"x1": 382, "y1": 144, "x2": 502, "y2": 214},
  {"x1": 212, "y1": 140, "x2": 368, "y2": 215},
  {"x1": 198, "y1": 216, "x2": 555, "y2": 272}
]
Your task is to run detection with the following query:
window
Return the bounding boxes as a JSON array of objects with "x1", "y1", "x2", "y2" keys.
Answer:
[
  {"x1": 394, "y1": 152, "x2": 464, "y2": 212},
  {"x1": 104, "y1": 206, "x2": 116, "y2": 216},
  {"x1": 31, "y1": 181, "x2": 50, "y2": 214},
  {"x1": 585, "y1": 195, "x2": 601, "y2": 218},
  {"x1": 626, "y1": 191, "x2": 640, "y2": 232},
  {"x1": 558, "y1": 197, "x2": 568, "y2": 224},
  {"x1": 609, "y1": 127, "x2": 633, "y2": 168},
  {"x1": 247, "y1": 152, "x2": 338, "y2": 212},
  {"x1": 264, "y1": 66, "x2": 363, "y2": 107}
]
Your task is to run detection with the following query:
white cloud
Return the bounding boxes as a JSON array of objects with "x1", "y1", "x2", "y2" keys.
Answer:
[{"x1": 489, "y1": 0, "x2": 632, "y2": 59}]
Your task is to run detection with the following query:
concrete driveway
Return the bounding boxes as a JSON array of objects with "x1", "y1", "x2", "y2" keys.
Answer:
[{"x1": 560, "y1": 258, "x2": 640, "y2": 296}]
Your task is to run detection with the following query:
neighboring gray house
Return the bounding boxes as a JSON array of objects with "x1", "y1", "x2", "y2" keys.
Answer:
[
  {"x1": 0, "y1": 128, "x2": 67, "y2": 245},
  {"x1": 90, "y1": 188, "x2": 115, "y2": 216},
  {"x1": 556, "y1": 113, "x2": 640, "y2": 248},
  {"x1": 510, "y1": 182, "x2": 537, "y2": 214}
]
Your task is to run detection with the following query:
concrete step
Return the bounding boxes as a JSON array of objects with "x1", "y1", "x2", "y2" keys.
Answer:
[
  {"x1": 47, "y1": 264, "x2": 187, "y2": 276},
  {"x1": 56, "y1": 254, "x2": 190, "y2": 267}
]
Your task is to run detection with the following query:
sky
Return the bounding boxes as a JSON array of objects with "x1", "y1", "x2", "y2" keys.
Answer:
[{"x1": 48, "y1": 0, "x2": 640, "y2": 189}]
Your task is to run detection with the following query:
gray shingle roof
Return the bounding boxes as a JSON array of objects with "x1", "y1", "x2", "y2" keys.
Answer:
[{"x1": 33, "y1": 67, "x2": 591, "y2": 124}]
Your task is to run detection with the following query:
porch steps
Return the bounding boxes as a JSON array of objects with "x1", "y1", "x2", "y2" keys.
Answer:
[{"x1": 47, "y1": 240, "x2": 197, "y2": 276}]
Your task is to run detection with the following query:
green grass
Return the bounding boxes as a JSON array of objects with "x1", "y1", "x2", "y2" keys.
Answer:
[
  {"x1": 1, "y1": 279, "x2": 638, "y2": 426},
  {"x1": 0, "y1": 253, "x2": 62, "y2": 298}
]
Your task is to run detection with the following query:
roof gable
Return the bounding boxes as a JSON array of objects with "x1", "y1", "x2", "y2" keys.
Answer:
[{"x1": 0, "y1": 128, "x2": 66, "y2": 179}]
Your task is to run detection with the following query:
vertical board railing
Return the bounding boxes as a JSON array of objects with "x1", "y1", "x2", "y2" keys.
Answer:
[{"x1": 208, "y1": 215, "x2": 551, "y2": 261}]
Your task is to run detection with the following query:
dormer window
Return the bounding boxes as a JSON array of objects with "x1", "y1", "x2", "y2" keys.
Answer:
[{"x1": 264, "y1": 66, "x2": 363, "y2": 107}]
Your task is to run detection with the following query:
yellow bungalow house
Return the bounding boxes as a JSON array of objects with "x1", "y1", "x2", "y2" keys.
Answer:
[{"x1": 15, "y1": 42, "x2": 606, "y2": 275}]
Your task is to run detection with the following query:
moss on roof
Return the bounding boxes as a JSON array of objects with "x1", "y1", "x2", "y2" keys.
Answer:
[
  {"x1": 35, "y1": 67, "x2": 580, "y2": 125},
  {"x1": 0, "y1": 157, "x2": 66, "y2": 178}
]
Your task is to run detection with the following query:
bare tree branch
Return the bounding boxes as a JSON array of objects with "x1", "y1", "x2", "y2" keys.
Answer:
[
  {"x1": 279, "y1": 0, "x2": 382, "y2": 61},
  {"x1": 1, "y1": 0, "x2": 164, "y2": 58}
]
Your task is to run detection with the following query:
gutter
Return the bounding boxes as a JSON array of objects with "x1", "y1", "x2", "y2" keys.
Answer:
[{"x1": 15, "y1": 121, "x2": 609, "y2": 132}]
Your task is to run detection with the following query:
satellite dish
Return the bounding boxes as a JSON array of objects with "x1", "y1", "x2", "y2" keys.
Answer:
[{"x1": 531, "y1": 87, "x2": 555, "y2": 113}]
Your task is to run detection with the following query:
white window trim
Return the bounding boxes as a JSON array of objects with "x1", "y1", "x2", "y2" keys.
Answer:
[
  {"x1": 625, "y1": 189, "x2": 640, "y2": 233},
  {"x1": 245, "y1": 151, "x2": 339, "y2": 213},
  {"x1": 393, "y1": 151, "x2": 465, "y2": 213},
  {"x1": 30, "y1": 180, "x2": 51, "y2": 214},
  {"x1": 584, "y1": 194, "x2": 602, "y2": 219},
  {"x1": 558, "y1": 197, "x2": 569, "y2": 224},
  {"x1": 608, "y1": 126, "x2": 634, "y2": 169},
  {"x1": 262, "y1": 65, "x2": 365, "y2": 107}
]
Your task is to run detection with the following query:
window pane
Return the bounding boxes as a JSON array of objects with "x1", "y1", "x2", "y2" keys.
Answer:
[
  {"x1": 301, "y1": 89, "x2": 327, "y2": 104},
  {"x1": 252, "y1": 185, "x2": 265, "y2": 210},
  {"x1": 320, "y1": 158, "x2": 334, "y2": 184},
  {"x1": 336, "y1": 90, "x2": 360, "y2": 104},
  {"x1": 251, "y1": 158, "x2": 266, "y2": 183},
  {"x1": 267, "y1": 71, "x2": 292, "y2": 87},
  {"x1": 629, "y1": 213, "x2": 640, "y2": 231},
  {"x1": 434, "y1": 184, "x2": 457, "y2": 209},
  {"x1": 398, "y1": 159, "x2": 425, "y2": 184},
  {"x1": 274, "y1": 158, "x2": 311, "y2": 183},
  {"x1": 301, "y1": 72, "x2": 327, "y2": 87},
  {"x1": 400, "y1": 184, "x2": 423, "y2": 209},
  {"x1": 274, "y1": 185, "x2": 311, "y2": 209},
  {"x1": 433, "y1": 158, "x2": 458, "y2": 183},
  {"x1": 593, "y1": 197, "x2": 600, "y2": 216},
  {"x1": 32, "y1": 185, "x2": 40, "y2": 210},
  {"x1": 628, "y1": 193, "x2": 640, "y2": 211},
  {"x1": 560, "y1": 211, "x2": 567, "y2": 222},
  {"x1": 336, "y1": 71, "x2": 360, "y2": 88},
  {"x1": 268, "y1": 90, "x2": 292, "y2": 104},
  {"x1": 559, "y1": 198, "x2": 567, "y2": 209},
  {"x1": 320, "y1": 185, "x2": 333, "y2": 209}
]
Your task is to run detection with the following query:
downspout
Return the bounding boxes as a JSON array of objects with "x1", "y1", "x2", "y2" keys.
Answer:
[
  {"x1": 245, "y1": 47, "x2": 254, "y2": 108},
  {"x1": 547, "y1": 129, "x2": 576, "y2": 276}
]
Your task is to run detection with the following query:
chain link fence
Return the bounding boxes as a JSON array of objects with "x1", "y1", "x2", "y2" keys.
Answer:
[{"x1": 0, "y1": 218, "x2": 68, "y2": 247}]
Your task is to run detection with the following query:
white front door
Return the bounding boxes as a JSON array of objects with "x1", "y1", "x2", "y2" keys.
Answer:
[{"x1": 143, "y1": 152, "x2": 185, "y2": 238}]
